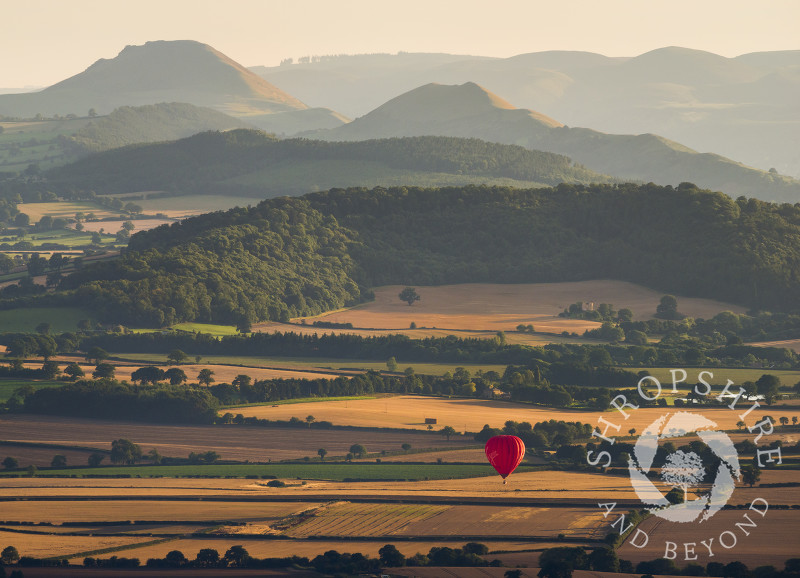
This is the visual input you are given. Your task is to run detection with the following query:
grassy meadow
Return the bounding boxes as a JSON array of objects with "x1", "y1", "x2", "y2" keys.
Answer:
[
  {"x1": 0, "y1": 306, "x2": 92, "y2": 333},
  {"x1": 0, "y1": 379, "x2": 63, "y2": 402}
]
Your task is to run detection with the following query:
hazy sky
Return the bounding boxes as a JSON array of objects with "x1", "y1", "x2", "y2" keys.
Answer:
[{"x1": 2, "y1": 0, "x2": 798, "y2": 87}]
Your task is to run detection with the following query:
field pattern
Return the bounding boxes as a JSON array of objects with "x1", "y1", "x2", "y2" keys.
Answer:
[
  {"x1": 286, "y1": 502, "x2": 449, "y2": 537},
  {"x1": 0, "y1": 530, "x2": 152, "y2": 559}
]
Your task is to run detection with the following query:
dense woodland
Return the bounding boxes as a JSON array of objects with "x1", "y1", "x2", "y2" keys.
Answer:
[
  {"x1": 38, "y1": 183, "x2": 800, "y2": 325},
  {"x1": 46, "y1": 130, "x2": 611, "y2": 194}
]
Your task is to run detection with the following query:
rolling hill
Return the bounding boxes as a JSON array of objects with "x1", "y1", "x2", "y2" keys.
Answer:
[
  {"x1": 255, "y1": 48, "x2": 800, "y2": 177},
  {"x1": 0, "y1": 40, "x2": 307, "y2": 118},
  {"x1": 55, "y1": 183, "x2": 800, "y2": 325},
  {"x1": 307, "y1": 82, "x2": 800, "y2": 201},
  {"x1": 0, "y1": 103, "x2": 252, "y2": 173},
  {"x1": 46, "y1": 129, "x2": 615, "y2": 196},
  {"x1": 71, "y1": 102, "x2": 251, "y2": 152}
]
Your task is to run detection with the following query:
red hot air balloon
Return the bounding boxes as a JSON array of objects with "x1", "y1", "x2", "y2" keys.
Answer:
[{"x1": 485, "y1": 435, "x2": 525, "y2": 484}]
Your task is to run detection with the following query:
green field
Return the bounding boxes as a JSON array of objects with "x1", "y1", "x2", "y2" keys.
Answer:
[
  {"x1": 225, "y1": 158, "x2": 549, "y2": 193},
  {"x1": 0, "y1": 306, "x2": 93, "y2": 333},
  {"x1": 0, "y1": 118, "x2": 92, "y2": 172},
  {"x1": 0, "y1": 462, "x2": 539, "y2": 480},
  {"x1": 629, "y1": 367, "x2": 800, "y2": 388},
  {"x1": 112, "y1": 352, "x2": 507, "y2": 377},
  {"x1": 170, "y1": 322, "x2": 241, "y2": 336},
  {"x1": 15, "y1": 201, "x2": 124, "y2": 222},
  {"x1": 132, "y1": 194, "x2": 260, "y2": 215},
  {"x1": 0, "y1": 229, "x2": 118, "y2": 251},
  {"x1": 0, "y1": 379, "x2": 63, "y2": 402}
]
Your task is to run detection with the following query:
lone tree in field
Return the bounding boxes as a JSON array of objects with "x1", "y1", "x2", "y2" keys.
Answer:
[
  {"x1": 92, "y1": 363, "x2": 116, "y2": 379},
  {"x1": 88, "y1": 453, "x2": 105, "y2": 467},
  {"x1": 440, "y1": 425, "x2": 457, "y2": 441},
  {"x1": 197, "y1": 368, "x2": 215, "y2": 386},
  {"x1": 306, "y1": 415, "x2": 316, "y2": 427},
  {"x1": 349, "y1": 443, "x2": 367, "y2": 458},
  {"x1": 64, "y1": 362, "x2": 85, "y2": 380},
  {"x1": 661, "y1": 450, "x2": 705, "y2": 502},
  {"x1": 85, "y1": 346, "x2": 109, "y2": 365},
  {"x1": 655, "y1": 294, "x2": 683, "y2": 320},
  {"x1": 399, "y1": 287, "x2": 421, "y2": 306},
  {"x1": 401, "y1": 443, "x2": 412, "y2": 452},
  {"x1": 318, "y1": 448, "x2": 327, "y2": 461},
  {"x1": 111, "y1": 438, "x2": 142, "y2": 465},
  {"x1": 386, "y1": 356, "x2": 398, "y2": 372},
  {"x1": 51, "y1": 454, "x2": 67, "y2": 468},
  {"x1": 756, "y1": 373, "x2": 781, "y2": 405},
  {"x1": 167, "y1": 349, "x2": 188, "y2": 365},
  {"x1": 2, "y1": 456, "x2": 19, "y2": 470},
  {"x1": 742, "y1": 464, "x2": 761, "y2": 488},
  {"x1": 1, "y1": 545, "x2": 20, "y2": 565}
]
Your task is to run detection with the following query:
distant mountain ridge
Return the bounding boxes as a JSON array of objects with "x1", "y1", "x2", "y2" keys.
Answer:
[
  {"x1": 255, "y1": 47, "x2": 800, "y2": 177},
  {"x1": 0, "y1": 40, "x2": 307, "y2": 118},
  {"x1": 307, "y1": 82, "x2": 800, "y2": 201}
]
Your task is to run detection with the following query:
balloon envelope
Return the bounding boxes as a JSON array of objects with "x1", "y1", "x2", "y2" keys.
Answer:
[{"x1": 485, "y1": 435, "x2": 525, "y2": 479}]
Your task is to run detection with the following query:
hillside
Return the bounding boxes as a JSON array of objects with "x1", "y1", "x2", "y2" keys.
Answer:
[
  {"x1": 308, "y1": 82, "x2": 800, "y2": 201},
  {"x1": 246, "y1": 107, "x2": 350, "y2": 135},
  {"x1": 256, "y1": 48, "x2": 800, "y2": 177},
  {"x1": 0, "y1": 103, "x2": 252, "y2": 174},
  {"x1": 0, "y1": 40, "x2": 307, "y2": 118},
  {"x1": 46, "y1": 129, "x2": 614, "y2": 195},
  {"x1": 54, "y1": 184, "x2": 800, "y2": 326},
  {"x1": 72, "y1": 103, "x2": 251, "y2": 152}
]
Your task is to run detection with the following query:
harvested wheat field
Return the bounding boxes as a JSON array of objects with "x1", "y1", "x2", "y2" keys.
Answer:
[
  {"x1": 77, "y1": 218, "x2": 174, "y2": 233},
  {"x1": 751, "y1": 339, "x2": 800, "y2": 353},
  {"x1": 618, "y1": 509, "x2": 800, "y2": 568},
  {"x1": 282, "y1": 503, "x2": 610, "y2": 540},
  {"x1": 73, "y1": 538, "x2": 545, "y2": 565},
  {"x1": 0, "y1": 477, "x2": 286, "y2": 498},
  {"x1": 234, "y1": 394, "x2": 797, "y2": 433},
  {"x1": 0, "y1": 470, "x2": 641, "y2": 501},
  {"x1": 265, "y1": 470, "x2": 642, "y2": 501},
  {"x1": 0, "y1": 443, "x2": 97, "y2": 468},
  {"x1": 0, "y1": 529, "x2": 152, "y2": 558},
  {"x1": 285, "y1": 502, "x2": 448, "y2": 537},
  {"x1": 0, "y1": 414, "x2": 471, "y2": 462},
  {"x1": 293, "y1": 281, "x2": 746, "y2": 332},
  {"x1": 0, "y1": 500, "x2": 317, "y2": 524}
]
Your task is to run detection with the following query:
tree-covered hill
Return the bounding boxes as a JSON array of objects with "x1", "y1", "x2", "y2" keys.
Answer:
[
  {"x1": 46, "y1": 129, "x2": 614, "y2": 195},
  {"x1": 72, "y1": 103, "x2": 251, "y2": 152},
  {"x1": 54, "y1": 183, "x2": 800, "y2": 326}
]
